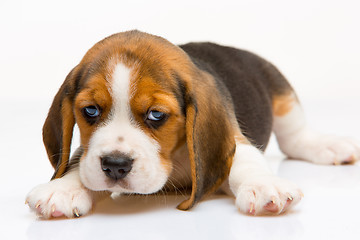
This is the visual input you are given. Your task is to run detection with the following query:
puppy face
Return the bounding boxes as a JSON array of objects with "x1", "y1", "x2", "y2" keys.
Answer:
[
  {"x1": 44, "y1": 31, "x2": 236, "y2": 209},
  {"x1": 75, "y1": 61, "x2": 185, "y2": 193}
]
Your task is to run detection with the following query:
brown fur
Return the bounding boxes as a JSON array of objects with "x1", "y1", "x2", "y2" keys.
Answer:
[
  {"x1": 272, "y1": 93, "x2": 296, "y2": 116},
  {"x1": 176, "y1": 69, "x2": 236, "y2": 210},
  {"x1": 43, "y1": 67, "x2": 78, "y2": 179},
  {"x1": 130, "y1": 76, "x2": 186, "y2": 174},
  {"x1": 74, "y1": 75, "x2": 113, "y2": 152},
  {"x1": 54, "y1": 98, "x2": 75, "y2": 178}
]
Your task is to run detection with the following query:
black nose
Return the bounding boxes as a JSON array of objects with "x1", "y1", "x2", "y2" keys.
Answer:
[{"x1": 100, "y1": 153, "x2": 134, "y2": 180}]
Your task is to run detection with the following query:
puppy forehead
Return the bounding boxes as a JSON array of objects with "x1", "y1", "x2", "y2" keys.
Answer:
[
  {"x1": 131, "y1": 77, "x2": 181, "y2": 114},
  {"x1": 108, "y1": 62, "x2": 132, "y2": 99},
  {"x1": 75, "y1": 61, "x2": 132, "y2": 106},
  {"x1": 75, "y1": 73, "x2": 111, "y2": 107},
  {"x1": 104, "y1": 55, "x2": 183, "y2": 111},
  {"x1": 75, "y1": 34, "x2": 192, "y2": 110}
]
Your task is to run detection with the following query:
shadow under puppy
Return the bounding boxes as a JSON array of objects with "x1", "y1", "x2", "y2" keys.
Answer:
[{"x1": 26, "y1": 30, "x2": 360, "y2": 218}]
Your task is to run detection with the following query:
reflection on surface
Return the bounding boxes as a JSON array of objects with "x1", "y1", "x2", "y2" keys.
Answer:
[{"x1": 26, "y1": 159, "x2": 360, "y2": 240}]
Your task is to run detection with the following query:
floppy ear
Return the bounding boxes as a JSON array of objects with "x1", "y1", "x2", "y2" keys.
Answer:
[
  {"x1": 43, "y1": 66, "x2": 81, "y2": 180},
  {"x1": 177, "y1": 71, "x2": 236, "y2": 210}
]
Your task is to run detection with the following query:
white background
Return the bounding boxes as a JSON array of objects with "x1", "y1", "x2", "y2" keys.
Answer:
[{"x1": 1, "y1": 0, "x2": 360, "y2": 239}]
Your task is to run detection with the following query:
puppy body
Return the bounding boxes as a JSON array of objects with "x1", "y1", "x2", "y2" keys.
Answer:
[
  {"x1": 26, "y1": 31, "x2": 360, "y2": 218},
  {"x1": 180, "y1": 42, "x2": 289, "y2": 149}
]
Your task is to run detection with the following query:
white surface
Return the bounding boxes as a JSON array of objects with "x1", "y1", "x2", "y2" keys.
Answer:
[
  {"x1": 1, "y1": 100, "x2": 360, "y2": 240},
  {"x1": 1, "y1": 0, "x2": 360, "y2": 239}
]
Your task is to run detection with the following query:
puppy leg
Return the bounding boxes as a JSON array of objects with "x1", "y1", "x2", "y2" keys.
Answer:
[
  {"x1": 273, "y1": 92, "x2": 360, "y2": 165},
  {"x1": 228, "y1": 141, "x2": 303, "y2": 215},
  {"x1": 26, "y1": 167, "x2": 103, "y2": 219}
]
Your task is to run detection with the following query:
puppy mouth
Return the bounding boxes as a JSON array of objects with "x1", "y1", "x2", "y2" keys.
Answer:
[{"x1": 105, "y1": 178, "x2": 132, "y2": 192}]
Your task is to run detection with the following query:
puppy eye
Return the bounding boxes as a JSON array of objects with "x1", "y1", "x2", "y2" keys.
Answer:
[
  {"x1": 147, "y1": 110, "x2": 165, "y2": 121},
  {"x1": 83, "y1": 106, "x2": 100, "y2": 118},
  {"x1": 145, "y1": 110, "x2": 168, "y2": 129}
]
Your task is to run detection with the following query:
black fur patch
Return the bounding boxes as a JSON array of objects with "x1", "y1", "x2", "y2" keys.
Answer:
[
  {"x1": 171, "y1": 71, "x2": 187, "y2": 116},
  {"x1": 180, "y1": 42, "x2": 292, "y2": 150}
]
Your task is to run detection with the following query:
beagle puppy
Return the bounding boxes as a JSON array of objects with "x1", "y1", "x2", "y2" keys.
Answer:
[{"x1": 26, "y1": 30, "x2": 360, "y2": 218}]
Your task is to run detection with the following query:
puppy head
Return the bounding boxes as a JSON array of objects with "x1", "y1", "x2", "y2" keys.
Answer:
[{"x1": 43, "y1": 30, "x2": 235, "y2": 209}]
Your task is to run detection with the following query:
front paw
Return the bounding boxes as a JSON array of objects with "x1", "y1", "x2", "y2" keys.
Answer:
[
  {"x1": 235, "y1": 175, "x2": 303, "y2": 216},
  {"x1": 26, "y1": 177, "x2": 93, "y2": 219}
]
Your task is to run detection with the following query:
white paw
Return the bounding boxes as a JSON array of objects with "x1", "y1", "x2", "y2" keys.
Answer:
[
  {"x1": 26, "y1": 177, "x2": 93, "y2": 219},
  {"x1": 235, "y1": 175, "x2": 303, "y2": 216},
  {"x1": 280, "y1": 130, "x2": 360, "y2": 165}
]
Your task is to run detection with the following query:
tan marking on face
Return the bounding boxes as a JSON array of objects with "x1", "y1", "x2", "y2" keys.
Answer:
[
  {"x1": 130, "y1": 75, "x2": 186, "y2": 174},
  {"x1": 272, "y1": 93, "x2": 297, "y2": 116},
  {"x1": 74, "y1": 74, "x2": 112, "y2": 152}
]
